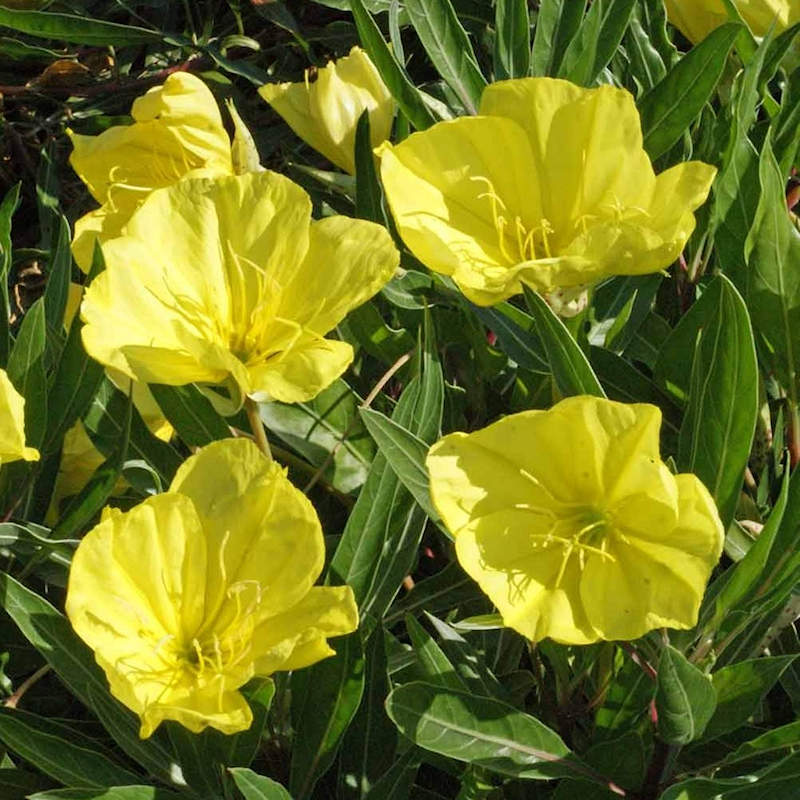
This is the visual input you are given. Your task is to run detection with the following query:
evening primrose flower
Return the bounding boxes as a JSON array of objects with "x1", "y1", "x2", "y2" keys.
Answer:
[
  {"x1": 426, "y1": 396, "x2": 724, "y2": 644},
  {"x1": 69, "y1": 72, "x2": 235, "y2": 271},
  {"x1": 66, "y1": 437, "x2": 358, "y2": 737},
  {"x1": 665, "y1": 0, "x2": 799, "y2": 43},
  {"x1": 259, "y1": 46, "x2": 395, "y2": 174},
  {"x1": 80, "y1": 170, "x2": 399, "y2": 411},
  {"x1": 0, "y1": 369, "x2": 39, "y2": 466},
  {"x1": 378, "y1": 77, "x2": 716, "y2": 307}
]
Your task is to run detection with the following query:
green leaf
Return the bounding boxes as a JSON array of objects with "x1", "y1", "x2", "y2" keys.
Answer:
[
  {"x1": 405, "y1": 0, "x2": 487, "y2": 113},
  {"x1": 29, "y1": 789, "x2": 183, "y2": 800},
  {"x1": 494, "y1": 0, "x2": 530, "y2": 80},
  {"x1": 350, "y1": 0, "x2": 436, "y2": 131},
  {"x1": 0, "y1": 183, "x2": 20, "y2": 366},
  {"x1": 719, "y1": 719, "x2": 800, "y2": 767},
  {"x1": 530, "y1": 0, "x2": 585, "y2": 77},
  {"x1": 259, "y1": 379, "x2": 374, "y2": 494},
  {"x1": 338, "y1": 631, "x2": 398, "y2": 800},
  {"x1": 594, "y1": 650, "x2": 656, "y2": 742},
  {"x1": 7, "y1": 298, "x2": 48, "y2": 448},
  {"x1": 149, "y1": 383, "x2": 230, "y2": 447},
  {"x1": 425, "y1": 614, "x2": 509, "y2": 701},
  {"x1": 708, "y1": 457, "x2": 790, "y2": 631},
  {"x1": 386, "y1": 682, "x2": 577, "y2": 780},
  {"x1": 589, "y1": 346, "x2": 680, "y2": 435},
  {"x1": 330, "y1": 326, "x2": 443, "y2": 636},
  {"x1": 359, "y1": 407, "x2": 443, "y2": 530},
  {"x1": 0, "y1": 573, "x2": 177, "y2": 784},
  {"x1": 473, "y1": 302, "x2": 548, "y2": 373},
  {"x1": 83, "y1": 378, "x2": 181, "y2": 488},
  {"x1": 523, "y1": 287, "x2": 605, "y2": 397},
  {"x1": 743, "y1": 133, "x2": 800, "y2": 411},
  {"x1": 558, "y1": 0, "x2": 636, "y2": 86},
  {"x1": 361, "y1": 747, "x2": 420, "y2": 800},
  {"x1": 354, "y1": 111, "x2": 383, "y2": 224},
  {"x1": 43, "y1": 216, "x2": 71, "y2": 335},
  {"x1": 405, "y1": 614, "x2": 468, "y2": 692},
  {"x1": 0, "y1": 707, "x2": 141, "y2": 788},
  {"x1": 0, "y1": 7, "x2": 168, "y2": 46},
  {"x1": 676, "y1": 275, "x2": 759, "y2": 527},
  {"x1": 655, "y1": 645, "x2": 717, "y2": 745},
  {"x1": 638, "y1": 23, "x2": 741, "y2": 160},
  {"x1": 43, "y1": 247, "x2": 106, "y2": 454},
  {"x1": 52, "y1": 393, "x2": 131, "y2": 539},
  {"x1": 230, "y1": 769, "x2": 292, "y2": 800},
  {"x1": 340, "y1": 301, "x2": 414, "y2": 366},
  {"x1": 704, "y1": 656, "x2": 798, "y2": 740},
  {"x1": 385, "y1": 561, "x2": 479, "y2": 625},
  {"x1": 289, "y1": 632, "x2": 365, "y2": 800}
]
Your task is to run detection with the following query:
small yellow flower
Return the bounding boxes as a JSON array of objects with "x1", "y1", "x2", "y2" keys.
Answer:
[
  {"x1": 259, "y1": 46, "x2": 395, "y2": 174},
  {"x1": 665, "y1": 0, "x2": 799, "y2": 43},
  {"x1": 66, "y1": 437, "x2": 358, "y2": 738},
  {"x1": 80, "y1": 170, "x2": 398, "y2": 411},
  {"x1": 69, "y1": 72, "x2": 235, "y2": 271},
  {"x1": 0, "y1": 369, "x2": 39, "y2": 466},
  {"x1": 426, "y1": 396, "x2": 724, "y2": 644},
  {"x1": 377, "y1": 77, "x2": 716, "y2": 306}
]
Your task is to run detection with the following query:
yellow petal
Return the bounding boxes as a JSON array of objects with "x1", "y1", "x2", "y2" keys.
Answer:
[
  {"x1": 80, "y1": 171, "x2": 312, "y2": 396},
  {"x1": 377, "y1": 115, "x2": 542, "y2": 296},
  {"x1": 0, "y1": 368, "x2": 39, "y2": 465},
  {"x1": 68, "y1": 73, "x2": 233, "y2": 270},
  {"x1": 483, "y1": 79, "x2": 655, "y2": 233},
  {"x1": 139, "y1": 684, "x2": 252, "y2": 738},
  {"x1": 251, "y1": 586, "x2": 359, "y2": 673},
  {"x1": 66, "y1": 493, "x2": 208, "y2": 648},
  {"x1": 248, "y1": 334, "x2": 354, "y2": 404},
  {"x1": 454, "y1": 508, "x2": 597, "y2": 644},
  {"x1": 169, "y1": 438, "x2": 325, "y2": 624},
  {"x1": 277, "y1": 215, "x2": 400, "y2": 334},
  {"x1": 260, "y1": 46, "x2": 394, "y2": 174}
]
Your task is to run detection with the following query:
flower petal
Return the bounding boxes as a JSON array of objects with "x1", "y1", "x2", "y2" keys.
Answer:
[
  {"x1": 480, "y1": 79, "x2": 654, "y2": 233},
  {"x1": 377, "y1": 116, "x2": 542, "y2": 289},
  {"x1": 260, "y1": 46, "x2": 393, "y2": 174},
  {"x1": 0, "y1": 368, "x2": 38, "y2": 465},
  {"x1": 66, "y1": 493, "x2": 208, "y2": 649},
  {"x1": 251, "y1": 586, "x2": 359, "y2": 674},
  {"x1": 169, "y1": 438, "x2": 325, "y2": 627},
  {"x1": 455, "y1": 509, "x2": 596, "y2": 644},
  {"x1": 138, "y1": 681, "x2": 253, "y2": 738},
  {"x1": 249, "y1": 334, "x2": 354, "y2": 404},
  {"x1": 277, "y1": 214, "x2": 399, "y2": 335}
]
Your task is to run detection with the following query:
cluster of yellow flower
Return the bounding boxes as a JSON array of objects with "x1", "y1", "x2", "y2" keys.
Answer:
[{"x1": 6, "y1": 0, "x2": 789, "y2": 739}]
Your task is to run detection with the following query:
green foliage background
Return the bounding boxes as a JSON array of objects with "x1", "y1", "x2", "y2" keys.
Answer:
[{"x1": 0, "y1": 1, "x2": 799, "y2": 798}]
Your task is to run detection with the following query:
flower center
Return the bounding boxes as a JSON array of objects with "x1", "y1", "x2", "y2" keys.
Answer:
[{"x1": 470, "y1": 176, "x2": 555, "y2": 263}]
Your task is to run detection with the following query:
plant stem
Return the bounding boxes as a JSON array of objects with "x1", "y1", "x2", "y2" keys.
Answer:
[{"x1": 245, "y1": 397, "x2": 272, "y2": 462}]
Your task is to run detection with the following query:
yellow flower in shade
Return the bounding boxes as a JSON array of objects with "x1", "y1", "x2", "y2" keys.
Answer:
[
  {"x1": 69, "y1": 72, "x2": 234, "y2": 271},
  {"x1": 377, "y1": 77, "x2": 716, "y2": 307},
  {"x1": 426, "y1": 396, "x2": 724, "y2": 644},
  {"x1": 259, "y1": 46, "x2": 395, "y2": 175},
  {"x1": 665, "y1": 0, "x2": 799, "y2": 43},
  {"x1": 0, "y1": 369, "x2": 39, "y2": 466},
  {"x1": 65, "y1": 437, "x2": 358, "y2": 738},
  {"x1": 80, "y1": 170, "x2": 399, "y2": 411}
]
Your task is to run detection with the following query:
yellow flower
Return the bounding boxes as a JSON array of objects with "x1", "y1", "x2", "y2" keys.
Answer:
[
  {"x1": 665, "y1": 0, "x2": 799, "y2": 42},
  {"x1": 426, "y1": 396, "x2": 724, "y2": 644},
  {"x1": 0, "y1": 369, "x2": 39, "y2": 466},
  {"x1": 80, "y1": 170, "x2": 399, "y2": 411},
  {"x1": 259, "y1": 46, "x2": 395, "y2": 175},
  {"x1": 69, "y1": 72, "x2": 235, "y2": 271},
  {"x1": 377, "y1": 77, "x2": 716, "y2": 306},
  {"x1": 65, "y1": 437, "x2": 358, "y2": 738}
]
